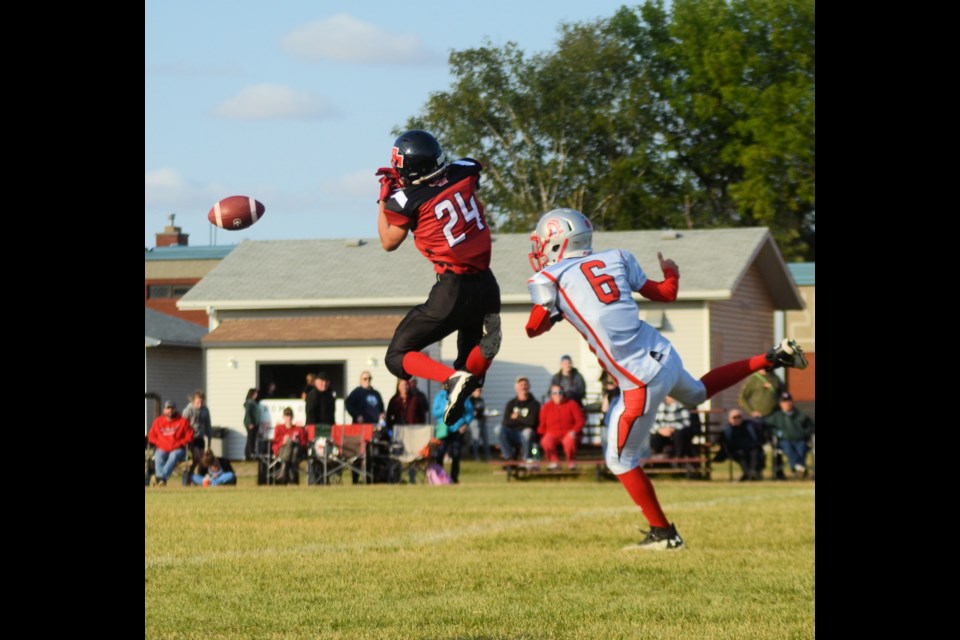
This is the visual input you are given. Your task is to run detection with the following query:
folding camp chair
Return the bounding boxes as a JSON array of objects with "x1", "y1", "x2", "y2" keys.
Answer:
[
  {"x1": 308, "y1": 424, "x2": 374, "y2": 485},
  {"x1": 390, "y1": 424, "x2": 434, "y2": 484}
]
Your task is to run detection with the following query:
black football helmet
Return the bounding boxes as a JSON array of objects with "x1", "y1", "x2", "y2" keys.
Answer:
[{"x1": 391, "y1": 130, "x2": 448, "y2": 185}]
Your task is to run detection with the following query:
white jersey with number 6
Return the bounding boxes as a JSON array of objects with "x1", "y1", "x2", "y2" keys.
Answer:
[{"x1": 527, "y1": 249, "x2": 673, "y2": 391}]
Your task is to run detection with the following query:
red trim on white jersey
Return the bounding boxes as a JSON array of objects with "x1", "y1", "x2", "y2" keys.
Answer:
[{"x1": 541, "y1": 271, "x2": 644, "y2": 388}]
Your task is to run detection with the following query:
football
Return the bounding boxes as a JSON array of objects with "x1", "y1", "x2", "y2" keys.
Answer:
[{"x1": 208, "y1": 195, "x2": 266, "y2": 231}]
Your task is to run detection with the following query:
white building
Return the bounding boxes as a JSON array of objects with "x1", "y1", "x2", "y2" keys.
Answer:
[{"x1": 179, "y1": 229, "x2": 803, "y2": 460}]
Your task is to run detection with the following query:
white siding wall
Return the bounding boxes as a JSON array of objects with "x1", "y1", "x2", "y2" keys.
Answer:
[
  {"x1": 786, "y1": 285, "x2": 815, "y2": 351},
  {"x1": 202, "y1": 300, "x2": 712, "y2": 457},
  {"x1": 709, "y1": 264, "x2": 776, "y2": 418},
  {"x1": 144, "y1": 346, "x2": 203, "y2": 434}
]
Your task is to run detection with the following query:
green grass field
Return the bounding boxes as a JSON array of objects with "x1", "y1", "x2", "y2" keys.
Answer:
[{"x1": 145, "y1": 461, "x2": 814, "y2": 639}]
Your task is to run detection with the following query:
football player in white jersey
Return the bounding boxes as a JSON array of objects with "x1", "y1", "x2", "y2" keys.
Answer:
[{"x1": 525, "y1": 208, "x2": 808, "y2": 550}]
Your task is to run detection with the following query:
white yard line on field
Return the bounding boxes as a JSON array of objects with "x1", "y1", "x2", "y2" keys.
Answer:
[{"x1": 145, "y1": 487, "x2": 813, "y2": 569}]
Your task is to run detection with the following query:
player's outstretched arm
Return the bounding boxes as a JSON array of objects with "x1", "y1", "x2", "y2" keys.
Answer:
[
  {"x1": 378, "y1": 201, "x2": 409, "y2": 251},
  {"x1": 525, "y1": 305, "x2": 556, "y2": 338},
  {"x1": 638, "y1": 251, "x2": 680, "y2": 302}
]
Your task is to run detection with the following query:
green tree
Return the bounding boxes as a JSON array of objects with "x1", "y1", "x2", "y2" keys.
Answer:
[{"x1": 403, "y1": 0, "x2": 815, "y2": 259}]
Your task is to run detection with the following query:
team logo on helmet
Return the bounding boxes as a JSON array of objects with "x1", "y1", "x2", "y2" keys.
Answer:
[
  {"x1": 232, "y1": 218, "x2": 242, "y2": 228},
  {"x1": 390, "y1": 146, "x2": 404, "y2": 168},
  {"x1": 545, "y1": 218, "x2": 564, "y2": 239}
]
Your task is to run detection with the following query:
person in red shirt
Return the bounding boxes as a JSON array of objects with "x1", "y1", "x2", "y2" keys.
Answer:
[
  {"x1": 537, "y1": 385, "x2": 585, "y2": 470},
  {"x1": 147, "y1": 400, "x2": 194, "y2": 486},
  {"x1": 376, "y1": 130, "x2": 502, "y2": 429},
  {"x1": 272, "y1": 407, "x2": 308, "y2": 484}
]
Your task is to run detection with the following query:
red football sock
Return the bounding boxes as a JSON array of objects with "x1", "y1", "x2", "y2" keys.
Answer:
[
  {"x1": 465, "y1": 346, "x2": 492, "y2": 376},
  {"x1": 616, "y1": 467, "x2": 670, "y2": 529},
  {"x1": 401, "y1": 352, "x2": 456, "y2": 384},
  {"x1": 700, "y1": 354, "x2": 771, "y2": 399}
]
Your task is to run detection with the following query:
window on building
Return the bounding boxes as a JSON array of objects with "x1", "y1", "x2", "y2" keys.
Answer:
[
  {"x1": 147, "y1": 285, "x2": 171, "y2": 299},
  {"x1": 258, "y1": 363, "x2": 346, "y2": 400},
  {"x1": 147, "y1": 284, "x2": 192, "y2": 299}
]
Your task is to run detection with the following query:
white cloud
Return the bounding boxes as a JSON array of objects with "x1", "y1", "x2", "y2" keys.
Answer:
[
  {"x1": 213, "y1": 84, "x2": 339, "y2": 121},
  {"x1": 282, "y1": 14, "x2": 444, "y2": 65},
  {"x1": 145, "y1": 168, "x2": 227, "y2": 210},
  {"x1": 321, "y1": 169, "x2": 379, "y2": 199}
]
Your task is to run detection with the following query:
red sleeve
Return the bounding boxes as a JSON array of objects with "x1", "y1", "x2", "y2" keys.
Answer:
[
  {"x1": 383, "y1": 209, "x2": 410, "y2": 228},
  {"x1": 569, "y1": 402, "x2": 585, "y2": 433},
  {"x1": 525, "y1": 305, "x2": 553, "y2": 338},
  {"x1": 272, "y1": 425, "x2": 285, "y2": 456},
  {"x1": 296, "y1": 427, "x2": 308, "y2": 447},
  {"x1": 639, "y1": 270, "x2": 679, "y2": 302},
  {"x1": 147, "y1": 419, "x2": 160, "y2": 446},
  {"x1": 537, "y1": 403, "x2": 548, "y2": 435}
]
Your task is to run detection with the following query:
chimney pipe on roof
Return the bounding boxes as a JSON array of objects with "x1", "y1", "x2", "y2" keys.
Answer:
[{"x1": 156, "y1": 213, "x2": 190, "y2": 247}]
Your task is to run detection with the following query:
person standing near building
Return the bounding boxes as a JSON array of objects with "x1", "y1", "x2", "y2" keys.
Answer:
[
  {"x1": 306, "y1": 372, "x2": 336, "y2": 438},
  {"x1": 182, "y1": 390, "x2": 212, "y2": 481},
  {"x1": 346, "y1": 371, "x2": 384, "y2": 424},
  {"x1": 431, "y1": 388, "x2": 473, "y2": 484},
  {"x1": 738, "y1": 367, "x2": 783, "y2": 418},
  {"x1": 243, "y1": 388, "x2": 260, "y2": 461},
  {"x1": 550, "y1": 355, "x2": 586, "y2": 406},
  {"x1": 468, "y1": 387, "x2": 490, "y2": 461},
  {"x1": 408, "y1": 378, "x2": 430, "y2": 425}
]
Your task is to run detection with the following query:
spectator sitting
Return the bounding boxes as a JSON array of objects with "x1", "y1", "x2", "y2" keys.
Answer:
[
  {"x1": 272, "y1": 407, "x2": 308, "y2": 484},
  {"x1": 537, "y1": 384, "x2": 585, "y2": 470},
  {"x1": 500, "y1": 376, "x2": 541, "y2": 461},
  {"x1": 649, "y1": 396, "x2": 693, "y2": 458},
  {"x1": 181, "y1": 390, "x2": 212, "y2": 481},
  {"x1": 147, "y1": 400, "x2": 194, "y2": 487},
  {"x1": 192, "y1": 450, "x2": 237, "y2": 487},
  {"x1": 550, "y1": 354, "x2": 586, "y2": 406},
  {"x1": 432, "y1": 389, "x2": 473, "y2": 484},
  {"x1": 764, "y1": 392, "x2": 814, "y2": 477},
  {"x1": 346, "y1": 370, "x2": 385, "y2": 425},
  {"x1": 716, "y1": 409, "x2": 765, "y2": 481}
]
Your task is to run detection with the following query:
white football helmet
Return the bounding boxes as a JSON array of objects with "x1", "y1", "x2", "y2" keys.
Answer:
[{"x1": 529, "y1": 208, "x2": 594, "y2": 271}]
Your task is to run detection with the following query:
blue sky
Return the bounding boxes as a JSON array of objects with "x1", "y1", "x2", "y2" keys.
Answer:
[{"x1": 145, "y1": 0, "x2": 639, "y2": 248}]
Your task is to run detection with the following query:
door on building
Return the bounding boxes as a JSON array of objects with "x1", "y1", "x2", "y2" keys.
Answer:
[{"x1": 258, "y1": 363, "x2": 346, "y2": 401}]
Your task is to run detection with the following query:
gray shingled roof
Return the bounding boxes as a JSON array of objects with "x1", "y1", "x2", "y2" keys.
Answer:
[
  {"x1": 145, "y1": 308, "x2": 208, "y2": 347},
  {"x1": 179, "y1": 227, "x2": 802, "y2": 309}
]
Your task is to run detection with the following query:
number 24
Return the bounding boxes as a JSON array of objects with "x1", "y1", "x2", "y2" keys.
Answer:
[{"x1": 434, "y1": 192, "x2": 484, "y2": 247}]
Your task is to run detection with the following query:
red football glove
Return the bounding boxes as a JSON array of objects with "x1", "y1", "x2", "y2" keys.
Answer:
[{"x1": 376, "y1": 167, "x2": 402, "y2": 203}]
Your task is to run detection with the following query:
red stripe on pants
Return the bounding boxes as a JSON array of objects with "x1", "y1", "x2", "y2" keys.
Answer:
[{"x1": 616, "y1": 386, "x2": 647, "y2": 459}]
